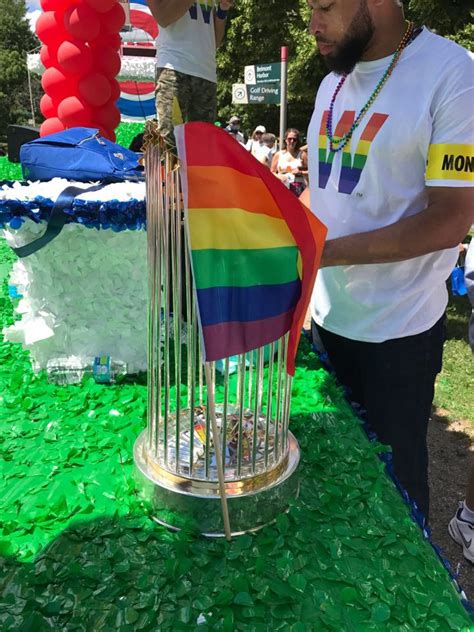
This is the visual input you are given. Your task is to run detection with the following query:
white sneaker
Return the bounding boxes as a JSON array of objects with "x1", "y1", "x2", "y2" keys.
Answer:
[{"x1": 448, "y1": 502, "x2": 474, "y2": 563}]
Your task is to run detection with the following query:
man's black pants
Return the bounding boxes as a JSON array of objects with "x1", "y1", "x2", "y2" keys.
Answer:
[{"x1": 312, "y1": 316, "x2": 445, "y2": 518}]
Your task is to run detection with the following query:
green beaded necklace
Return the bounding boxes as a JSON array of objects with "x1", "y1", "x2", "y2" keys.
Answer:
[{"x1": 326, "y1": 21, "x2": 415, "y2": 153}]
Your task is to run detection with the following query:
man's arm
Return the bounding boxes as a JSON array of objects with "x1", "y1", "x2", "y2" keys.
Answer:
[
  {"x1": 214, "y1": 0, "x2": 233, "y2": 48},
  {"x1": 146, "y1": 0, "x2": 195, "y2": 28},
  {"x1": 306, "y1": 186, "x2": 474, "y2": 268}
]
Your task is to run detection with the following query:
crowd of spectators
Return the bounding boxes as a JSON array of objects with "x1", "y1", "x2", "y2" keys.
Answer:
[{"x1": 223, "y1": 115, "x2": 307, "y2": 196}]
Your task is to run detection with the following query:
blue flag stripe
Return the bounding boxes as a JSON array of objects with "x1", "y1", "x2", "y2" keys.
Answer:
[{"x1": 196, "y1": 279, "x2": 301, "y2": 326}]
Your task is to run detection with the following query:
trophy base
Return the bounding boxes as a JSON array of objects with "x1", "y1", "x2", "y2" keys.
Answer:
[{"x1": 133, "y1": 430, "x2": 300, "y2": 537}]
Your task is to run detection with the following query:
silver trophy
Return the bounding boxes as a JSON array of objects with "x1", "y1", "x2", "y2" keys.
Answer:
[{"x1": 134, "y1": 142, "x2": 300, "y2": 537}]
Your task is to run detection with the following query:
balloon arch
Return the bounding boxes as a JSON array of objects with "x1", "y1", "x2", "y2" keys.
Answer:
[{"x1": 35, "y1": 0, "x2": 126, "y2": 142}]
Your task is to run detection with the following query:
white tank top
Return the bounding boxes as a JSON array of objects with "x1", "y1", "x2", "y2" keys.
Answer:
[
  {"x1": 277, "y1": 150, "x2": 304, "y2": 181},
  {"x1": 155, "y1": 2, "x2": 217, "y2": 84},
  {"x1": 277, "y1": 150, "x2": 302, "y2": 173}
]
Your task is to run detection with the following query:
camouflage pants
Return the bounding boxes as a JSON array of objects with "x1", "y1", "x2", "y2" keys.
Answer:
[{"x1": 155, "y1": 68, "x2": 217, "y2": 144}]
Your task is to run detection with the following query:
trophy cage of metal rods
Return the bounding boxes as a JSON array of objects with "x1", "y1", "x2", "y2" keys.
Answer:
[{"x1": 134, "y1": 144, "x2": 301, "y2": 536}]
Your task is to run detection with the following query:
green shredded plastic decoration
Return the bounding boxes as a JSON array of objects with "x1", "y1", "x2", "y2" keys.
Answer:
[{"x1": 0, "y1": 145, "x2": 472, "y2": 630}]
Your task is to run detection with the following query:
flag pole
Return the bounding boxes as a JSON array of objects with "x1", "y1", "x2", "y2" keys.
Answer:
[
  {"x1": 204, "y1": 362, "x2": 232, "y2": 541},
  {"x1": 279, "y1": 45, "x2": 288, "y2": 151}
]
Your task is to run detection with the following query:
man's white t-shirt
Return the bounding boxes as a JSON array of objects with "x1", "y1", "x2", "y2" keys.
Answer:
[
  {"x1": 155, "y1": 1, "x2": 217, "y2": 84},
  {"x1": 308, "y1": 28, "x2": 474, "y2": 342}
]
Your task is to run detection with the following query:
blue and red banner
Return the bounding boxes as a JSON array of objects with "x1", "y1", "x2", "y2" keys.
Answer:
[{"x1": 118, "y1": 0, "x2": 157, "y2": 121}]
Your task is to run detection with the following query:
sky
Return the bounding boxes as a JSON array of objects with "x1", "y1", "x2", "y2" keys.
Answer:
[{"x1": 25, "y1": 0, "x2": 41, "y2": 31}]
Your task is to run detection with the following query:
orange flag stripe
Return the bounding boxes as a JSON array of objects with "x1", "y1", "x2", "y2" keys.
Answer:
[{"x1": 187, "y1": 166, "x2": 283, "y2": 219}]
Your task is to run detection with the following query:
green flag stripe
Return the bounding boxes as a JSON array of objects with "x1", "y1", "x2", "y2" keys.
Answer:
[{"x1": 192, "y1": 246, "x2": 299, "y2": 289}]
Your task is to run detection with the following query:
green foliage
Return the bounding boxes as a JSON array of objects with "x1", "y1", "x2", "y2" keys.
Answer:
[
  {"x1": 0, "y1": 0, "x2": 38, "y2": 141},
  {"x1": 447, "y1": 14, "x2": 474, "y2": 51},
  {"x1": 406, "y1": 0, "x2": 472, "y2": 36},
  {"x1": 217, "y1": 0, "x2": 473, "y2": 138},
  {"x1": 216, "y1": 0, "x2": 323, "y2": 139}
]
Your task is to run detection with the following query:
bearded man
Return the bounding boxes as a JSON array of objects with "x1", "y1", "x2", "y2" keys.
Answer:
[{"x1": 302, "y1": 0, "x2": 474, "y2": 518}]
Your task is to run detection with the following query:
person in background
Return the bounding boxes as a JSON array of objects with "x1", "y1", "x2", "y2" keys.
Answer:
[
  {"x1": 147, "y1": 0, "x2": 233, "y2": 146},
  {"x1": 448, "y1": 238, "x2": 474, "y2": 563},
  {"x1": 225, "y1": 115, "x2": 245, "y2": 145},
  {"x1": 271, "y1": 128, "x2": 307, "y2": 196},
  {"x1": 129, "y1": 132, "x2": 145, "y2": 153},
  {"x1": 260, "y1": 132, "x2": 276, "y2": 167},
  {"x1": 303, "y1": 0, "x2": 473, "y2": 518},
  {"x1": 246, "y1": 125, "x2": 266, "y2": 157}
]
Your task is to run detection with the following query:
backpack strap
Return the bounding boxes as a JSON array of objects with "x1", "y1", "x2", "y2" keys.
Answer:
[{"x1": 11, "y1": 183, "x2": 104, "y2": 258}]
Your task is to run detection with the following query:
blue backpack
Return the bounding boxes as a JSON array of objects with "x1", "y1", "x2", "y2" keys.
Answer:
[
  {"x1": 12, "y1": 128, "x2": 144, "y2": 258},
  {"x1": 20, "y1": 127, "x2": 144, "y2": 182}
]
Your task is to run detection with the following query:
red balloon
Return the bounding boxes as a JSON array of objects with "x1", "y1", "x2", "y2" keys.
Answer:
[
  {"x1": 98, "y1": 3, "x2": 126, "y2": 35},
  {"x1": 85, "y1": 0, "x2": 117, "y2": 14},
  {"x1": 64, "y1": 5, "x2": 100, "y2": 41},
  {"x1": 94, "y1": 101, "x2": 121, "y2": 131},
  {"x1": 91, "y1": 126, "x2": 116, "y2": 142},
  {"x1": 101, "y1": 33, "x2": 122, "y2": 50},
  {"x1": 109, "y1": 79, "x2": 121, "y2": 103},
  {"x1": 57, "y1": 40, "x2": 93, "y2": 76},
  {"x1": 40, "y1": 117, "x2": 65, "y2": 137},
  {"x1": 58, "y1": 96, "x2": 93, "y2": 127},
  {"x1": 42, "y1": 67, "x2": 77, "y2": 101},
  {"x1": 106, "y1": 129, "x2": 116, "y2": 143},
  {"x1": 40, "y1": 94, "x2": 58, "y2": 119},
  {"x1": 36, "y1": 11, "x2": 67, "y2": 46},
  {"x1": 93, "y1": 47, "x2": 121, "y2": 78},
  {"x1": 78, "y1": 72, "x2": 112, "y2": 107},
  {"x1": 40, "y1": 0, "x2": 73, "y2": 9},
  {"x1": 40, "y1": 45, "x2": 57, "y2": 70}
]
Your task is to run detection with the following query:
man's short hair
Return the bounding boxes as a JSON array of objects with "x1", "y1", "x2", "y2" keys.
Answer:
[{"x1": 262, "y1": 132, "x2": 275, "y2": 147}]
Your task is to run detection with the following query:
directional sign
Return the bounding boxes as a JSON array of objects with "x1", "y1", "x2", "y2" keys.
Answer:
[
  {"x1": 232, "y1": 84, "x2": 248, "y2": 104},
  {"x1": 232, "y1": 83, "x2": 281, "y2": 105},
  {"x1": 244, "y1": 63, "x2": 282, "y2": 85}
]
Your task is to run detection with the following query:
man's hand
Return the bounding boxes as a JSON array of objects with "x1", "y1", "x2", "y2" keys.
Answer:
[{"x1": 215, "y1": 0, "x2": 232, "y2": 46}]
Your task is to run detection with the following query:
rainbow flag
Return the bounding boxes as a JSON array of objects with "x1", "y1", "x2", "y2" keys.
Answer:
[{"x1": 175, "y1": 123, "x2": 327, "y2": 375}]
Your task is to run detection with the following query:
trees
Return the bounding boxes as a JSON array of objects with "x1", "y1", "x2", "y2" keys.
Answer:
[
  {"x1": 216, "y1": 0, "x2": 323, "y2": 139},
  {"x1": 406, "y1": 1, "x2": 472, "y2": 37},
  {"x1": 216, "y1": 1, "x2": 321, "y2": 138},
  {"x1": 217, "y1": 1, "x2": 473, "y2": 140},
  {"x1": 0, "y1": 0, "x2": 38, "y2": 142}
]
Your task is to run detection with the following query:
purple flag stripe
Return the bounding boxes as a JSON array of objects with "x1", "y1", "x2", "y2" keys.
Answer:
[{"x1": 201, "y1": 310, "x2": 294, "y2": 361}]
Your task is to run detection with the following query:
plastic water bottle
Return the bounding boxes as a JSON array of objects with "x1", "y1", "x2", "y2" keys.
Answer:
[{"x1": 46, "y1": 356, "x2": 127, "y2": 385}]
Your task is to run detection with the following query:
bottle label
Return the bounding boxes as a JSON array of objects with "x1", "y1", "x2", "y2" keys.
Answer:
[
  {"x1": 8, "y1": 285, "x2": 23, "y2": 299},
  {"x1": 93, "y1": 355, "x2": 112, "y2": 384}
]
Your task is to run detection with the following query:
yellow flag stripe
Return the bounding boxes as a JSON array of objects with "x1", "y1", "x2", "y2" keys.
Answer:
[{"x1": 188, "y1": 208, "x2": 296, "y2": 250}]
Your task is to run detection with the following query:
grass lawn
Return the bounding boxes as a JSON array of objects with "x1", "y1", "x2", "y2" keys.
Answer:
[{"x1": 435, "y1": 292, "x2": 473, "y2": 427}]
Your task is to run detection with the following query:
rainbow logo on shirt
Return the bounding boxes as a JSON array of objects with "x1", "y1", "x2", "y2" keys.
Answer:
[
  {"x1": 189, "y1": 2, "x2": 217, "y2": 23},
  {"x1": 318, "y1": 110, "x2": 388, "y2": 195}
]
